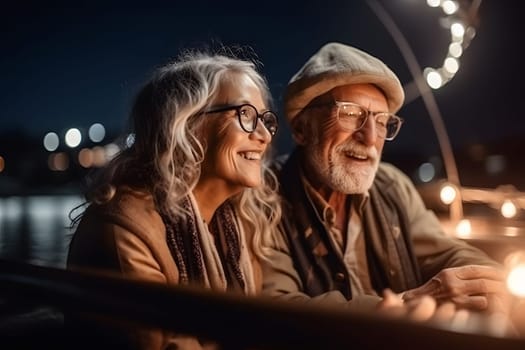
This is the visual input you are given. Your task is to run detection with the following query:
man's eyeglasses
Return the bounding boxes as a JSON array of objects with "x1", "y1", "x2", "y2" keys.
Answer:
[
  {"x1": 332, "y1": 101, "x2": 404, "y2": 141},
  {"x1": 204, "y1": 103, "x2": 279, "y2": 137}
]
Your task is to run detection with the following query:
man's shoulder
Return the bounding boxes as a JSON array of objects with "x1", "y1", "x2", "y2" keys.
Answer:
[{"x1": 375, "y1": 162, "x2": 413, "y2": 188}]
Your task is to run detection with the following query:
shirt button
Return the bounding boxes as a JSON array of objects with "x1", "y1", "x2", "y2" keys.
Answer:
[
  {"x1": 335, "y1": 272, "x2": 345, "y2": 282},
  {"x1": 389, "y1": 269, "x2": 396, "y2": 276}
]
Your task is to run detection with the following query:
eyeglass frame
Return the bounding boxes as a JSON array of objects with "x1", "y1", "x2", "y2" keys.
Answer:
[
  {"x1": 204, "y1": 103, "x2": 279, "y2": 137},
  {"x1": 308, "y1": 100, "x2": 404, "y2": 141}
]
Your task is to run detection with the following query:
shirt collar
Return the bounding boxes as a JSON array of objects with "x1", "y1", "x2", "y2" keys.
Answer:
[{"x1": 299, "y1": 169, "x2": 370, "y2": 225}]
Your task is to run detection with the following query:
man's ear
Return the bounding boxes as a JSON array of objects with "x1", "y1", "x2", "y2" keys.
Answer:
[{"x1": 291, "y1": 116, "x2": 307, "y2": 145}]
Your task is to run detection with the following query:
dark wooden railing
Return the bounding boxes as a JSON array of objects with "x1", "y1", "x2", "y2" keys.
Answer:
[{"x1": 1, "y1": 259, "x2": 524, "y2": 349}]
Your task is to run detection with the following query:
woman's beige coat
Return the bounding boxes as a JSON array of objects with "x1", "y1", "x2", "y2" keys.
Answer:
[{"x1": 68, "y1": 187, "x2": 262, "y2": 349}]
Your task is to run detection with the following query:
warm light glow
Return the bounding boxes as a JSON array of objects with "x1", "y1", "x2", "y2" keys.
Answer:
[
  {"x1": 78, "y1": 148, "x2": 94, "y2": 168},
  {"x1": 451, "y1": 22, "x2": 465, "y2": 38},
  {"x1": 449, "y1": 42, "x2": 463, "y2": 57},
  {"x1": 503, "y1": 226, "x2": 519, "y2": 237},
  {"x1": 424, "y1": 1, "x2": 479, "y2": 89},
  {"x1": 426, "y1": 70, "x2": 443, "y2": 89},
  {"x1": 65, "y1": 128, "x2": 82, "y2": 148},
  {"x1": 48, "y1": 152, "x2": 69, "y2": 171},
  {"x1": 501, "y1": 200, "x2": 517, "y2": 218},
  {"x1": 444, "y1": 57, "x2": 459, "y2": 74},
  {"x1": 440, "y1": 184, "x2": 457, "y2": 205},
  {"x1": 88, "y1": 123, "x2": 106, "y2": 143},
  {"x1": 43, "y1": 132, "x2": 60, "y2": 151},
  {"x1": 0, "y1": 156, "x2": 4, "y2": 173},
  {"x1": 507, "y1": 264, "x2": 525, "y2": 298},
  {"x1": 442, "y1": 0, "x2": 458, "y2": 15},
  {"x1": 104, "y1": 143, "x2": 120, "y2": 161},
  {"x1": 455, "y1": 219, "x2": 471, "y2": 238},
  {"x1": 92, "y1": 146, "x2": 106, "y2": 167}
]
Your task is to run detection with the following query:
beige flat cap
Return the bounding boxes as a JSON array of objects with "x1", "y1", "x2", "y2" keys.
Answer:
[{"x1": 284, "y1": 42, "x2": 405, "y2": 123}]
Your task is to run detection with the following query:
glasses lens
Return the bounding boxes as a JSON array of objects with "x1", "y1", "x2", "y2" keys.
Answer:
[
  {"x1": 337, "y1": 103, "x2": 367, "y2": 130},
  {"x1": 261, "y1": 112, "x2": 278, "y2": 136},
  {"x1": 375, "y1": 113, "x2": 401, "y2": 140},
  {"x1": 238, "y1": 104, "x2": 258, "y2": 132}
]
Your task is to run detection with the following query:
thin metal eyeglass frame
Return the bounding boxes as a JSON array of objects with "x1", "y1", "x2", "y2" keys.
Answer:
[
  {"x1": 334, "y1": 100, "x2": 404, "y2": 141},
  {"x1": 204, "y1": 103, "x2": 279, "y2": 137}
]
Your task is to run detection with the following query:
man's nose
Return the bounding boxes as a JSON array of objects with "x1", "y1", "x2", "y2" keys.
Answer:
[{"x1": 353, "y1": 116, "x2": 377, "y2": 145}]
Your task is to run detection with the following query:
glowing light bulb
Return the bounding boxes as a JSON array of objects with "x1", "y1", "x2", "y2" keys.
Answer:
[
  {"x1": 440, "y1": 184, "x2": 457, "y2": 205},
  {"x1": 501, "y1": 200, "x2": 517, "y2": 218},
  {"x1": 455, "y1": 219, "x2": 471, "y2": 238},
  {"x1": 507, "y1": 264, "x2": 525, "y2": 298}
]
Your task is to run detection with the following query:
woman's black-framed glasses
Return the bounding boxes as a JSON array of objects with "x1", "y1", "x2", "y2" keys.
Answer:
[{"x1": 204, "y1": 103, "x2": 279, "y2": 137}]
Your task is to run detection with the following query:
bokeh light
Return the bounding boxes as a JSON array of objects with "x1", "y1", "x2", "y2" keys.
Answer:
[
  {"x1": 507, "y1": 264, "x2": 525, "y2": 298},
  {"x1": 43, "y1": 132, "x2": 60, "y2": 152},
  {"x1": 425, "y1": 69, "x2": 443, "y2": 89},
  {"x1": 88, "y1": 123, "x2": 106, "y2": 143},
  {"x1": 440, "y1": 184, "x2": 457, "y2": 205},
  {"x1": 455, "y1": 219, "x2": 472, "y2": 238},
  {"x1": 65, "y1": 128, "x2": 82, "y2": 148},
  {"x1": 418, "y1": 162, "x2": 435, "y2": 183},
  {"x1": 501, "y1": 200, "x2": 517, "y2": 219},
  {"x1": 48, "y1": 152, "x2": 69, "y2": 171},
  {"x1": 78, "y1": 148, "x2": 94, "y2": 168}
]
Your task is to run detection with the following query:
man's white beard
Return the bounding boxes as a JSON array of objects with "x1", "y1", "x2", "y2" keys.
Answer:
[
  {"x1": 328, "y1": 160, "x2": 377, "y2": 193},
  {"x1": 308, "y1": 142, "x2": 380, "y2": 194}
]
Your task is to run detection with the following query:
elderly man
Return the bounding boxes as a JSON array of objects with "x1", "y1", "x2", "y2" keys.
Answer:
[{"x1": 262, "y1": 42, "x2": 508, "y2": 316}]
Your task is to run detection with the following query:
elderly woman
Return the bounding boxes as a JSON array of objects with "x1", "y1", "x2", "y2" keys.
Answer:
[{"x1": 67, "y1": 47, "x2": 281, "y2": 349}]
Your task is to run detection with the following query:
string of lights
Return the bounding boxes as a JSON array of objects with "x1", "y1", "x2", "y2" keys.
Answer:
[{"x1": 423, "y1": 0, "x2": 481, "y2": 89}]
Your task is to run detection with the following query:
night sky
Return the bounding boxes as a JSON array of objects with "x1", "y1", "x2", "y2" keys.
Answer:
[{"x1": 1, "y1": 0, "x2": 523, "y2": 187}]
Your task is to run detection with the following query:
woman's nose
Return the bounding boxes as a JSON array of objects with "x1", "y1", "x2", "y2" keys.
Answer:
[{"x1": 250, "y1": 119, "x2": 272, "y2": 144}]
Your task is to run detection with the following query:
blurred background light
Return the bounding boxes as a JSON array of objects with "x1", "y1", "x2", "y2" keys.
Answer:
[
  {"x1": 78, "y1": 148, "x2": 94, "y2": 168},
  {"x1": 418, "y1": 162, "x2": 436, "y2": 183},
  {"x1": 104, "y1": 143, "x2": 120, "y2": 161},
  {"x1": 455, "y1": 219, "x2": 472, "y2": 238},
  {"x1": 448, "y1": 42, "x2": 463, "y2": 57},
  {"x1": 444, "y1": 57, "x2": 459, "y2": 74},
  {"x1": 92, "y1": 146, "x2": 106, "y2": 167},
  {"x1": 451, "y1": 22, "x2": 465, "y2": 38},
  {"x1": 442, "y1": 0, "x2": 458, "y2": 15},
  {"x1": 65, "y1": 128, "x2": 82, "y2": 148},
  {"x1": 440, "y1": 183, "x2": 457, "y2": 204},
  {"x1": 48, "y1": 152, "x2": 69, "y2": 171},
  {"x1": 507, "y1": 264, "x2": 525, "y2": 298},
  {"x1": 425, "y1": 69, "x2": 443, "y2": 89},
  {"x1": 125, "y1": 133, "x2": 135, "y2": 148},
  {"x1": 43, "y1": 132, "x2": 59, "y2": 152},
  {"x1": 88, "y1": 123, "x2": 106, "y2": 143},
  {"x1": 501, "y1": 200, "x2": 518, "y2": 219},
  {"x1": 427, "y1": 0, "x2": 440, "y2": 7}
]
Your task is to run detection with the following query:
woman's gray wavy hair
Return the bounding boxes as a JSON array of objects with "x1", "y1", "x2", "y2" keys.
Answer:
[{"x1": 82, "y1": 46, "x2": 281, "y2": 259}]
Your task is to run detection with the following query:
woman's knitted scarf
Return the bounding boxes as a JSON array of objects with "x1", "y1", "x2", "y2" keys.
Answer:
[{"x1": 161, "y1": 196, "x2": 246, "y2": 291}]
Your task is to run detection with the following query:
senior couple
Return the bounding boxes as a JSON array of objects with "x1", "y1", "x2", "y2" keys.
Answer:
[{"x1": 67, "y1": 42, "x2": 510, "y2": 349}]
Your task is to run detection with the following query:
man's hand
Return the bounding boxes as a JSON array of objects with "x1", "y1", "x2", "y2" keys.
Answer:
[
  {"x1": 402, "y1": 265, "x2": 510, "y2": 314},
  {"x1": 377, "y1": 288, "x2": 459, "y2": 323},
  {"x1": 377, "y1": 288, "x2": 516, "y2": 337}
]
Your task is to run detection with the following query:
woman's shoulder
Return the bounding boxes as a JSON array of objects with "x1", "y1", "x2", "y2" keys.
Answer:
[{"x1": 84, "y1": 186, "x2": 164, "y2": 235}]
